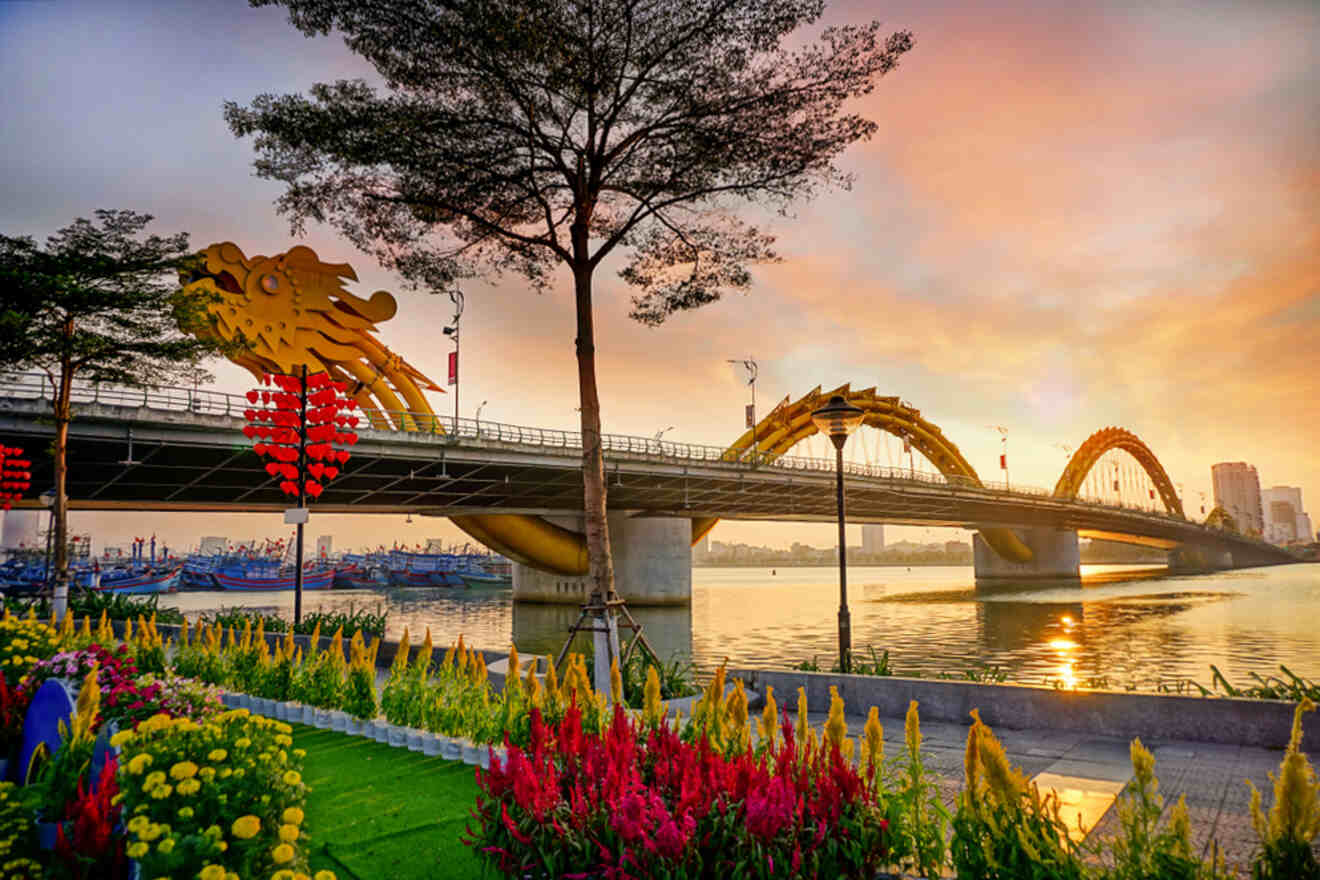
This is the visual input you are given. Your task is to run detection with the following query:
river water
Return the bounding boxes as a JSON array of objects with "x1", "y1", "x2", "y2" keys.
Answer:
[{"x1": 161, "y1": 562, "x2": 1320, "y2": 691}]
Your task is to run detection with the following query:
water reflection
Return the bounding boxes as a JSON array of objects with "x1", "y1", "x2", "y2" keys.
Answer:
[{"x1": 160, "y1": 562, "x2": 1320, "y2": 691}]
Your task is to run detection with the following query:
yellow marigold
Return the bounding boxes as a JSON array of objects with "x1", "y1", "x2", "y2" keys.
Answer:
[
  {"x1": 126, "y1": 842, "x2": 148, "y2": 859},
  {"x1": 204, "y1": 825, "x2": 223, "y2": 840},
  {"x1": 177, "y1": 778, "x2": 201, "y2": 796},
  {"x1": 178, "y1": 807, "x2": 194, "y2": 820},
  {"x1": 275, "y1": 734, "x2": 292, "y2": 747},
  {"x1": 235, "y1": 737, "x2": 252, "y2": 749},
  {"x1": 200, "y1": 867, "x2": 225, "y2": 880},
  {"x1": 272, "y1": 843, "x2": 295, "y2": 864},
  {"x1": 282, "y1": 770, "x2": 302, "y2": 786},
  {"x1": 150, "y1": 784, "x2": 173, "y2": 800},
  {"x1": 199, "y1": 767, "x2": 216, "y2": 781},
  {"x1": 170, "y1": 761, "x2": 198, "y2": 780},
  {"x1": 282, "y1": 807, "x2": 305, "y2": 825},
  {"x1": 315, "y1": 871, "x2": 338, "y2": 880},
  {"x1": 157, "y1": 838, "x2": 175, "y2": 854},
  {"x1": 127, "y1": 753, "x2": 153, "y2": 775},
  {"x1": 279, "y1": 823, "x2": 300, "y2": 843},
  {"x1": 126, "y1": 816, "x2": 149, "y2": 834},
  {"x1": 143, "y1": 771, "x2": 166, "y2": 791},
  {"x1": 109, "y1": 729, "x2": 135, "y2": 748},
  {"x1": 215, "y1": 840, "x2": 229, "y2": 852},
  {"x1": 271, "y1": 872, "x2": 295, "y2": 880},
  {"x1": 232, "y1": 815, "x2": 261, "y2": 839},
  {"x1": 207, "y1": 749, "x2": 228, "y2": 762},
  {"x1": 292, "y1": 749, "x2": 306, "y2": 759},
  {"x1": 137, "y1": 823, "x2": 163, "y2": 842}
]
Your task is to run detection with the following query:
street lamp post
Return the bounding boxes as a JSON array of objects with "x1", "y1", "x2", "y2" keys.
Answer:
[
  {"x1": 811, "y1": 394, "x2": 865, "y2": 674},
  {"x1": 475, "y1": 400, "x2": 488, "y2": 436},
  {"x1": 442, "y1": 289, "x2": 464, "y2": 431}
]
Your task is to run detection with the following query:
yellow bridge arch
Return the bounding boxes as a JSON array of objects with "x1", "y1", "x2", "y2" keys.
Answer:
[{"x1": 1052, "y1": 427, "x2": 1185, "y2": 518}]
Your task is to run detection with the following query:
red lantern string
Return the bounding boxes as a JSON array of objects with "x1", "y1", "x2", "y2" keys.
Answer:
[{"x1": 240, "y1": 370, "x2": 357, "y2": 502}]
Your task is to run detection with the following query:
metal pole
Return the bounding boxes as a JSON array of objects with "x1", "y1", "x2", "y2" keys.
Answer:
[
  {"x1": 43, "y1": 508, "x2": 54, "y2": 595},
  {"x1": 749, "y1": 373, "x2": 757, "y2": 468},
  {"x1": 453, "y1": 325, "x2": 459, "y2": 432},
  {"x1": 294, "y1": 364, "x2": 307, "y2": 625},
  {"x1": 834, "y1": 443, "x2": 851, "y2": 674}
]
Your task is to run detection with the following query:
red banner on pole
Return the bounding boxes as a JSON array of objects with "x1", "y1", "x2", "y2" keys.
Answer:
[
  {"x1": 448, "y1": 351, "x2": 458, "y2": 386},
  {"x1": 745, "y1": 404, "x2": 755, "y2": 429},
  {"x1": 999, "y1": 454, "x2": 1006, "y2": 470}
]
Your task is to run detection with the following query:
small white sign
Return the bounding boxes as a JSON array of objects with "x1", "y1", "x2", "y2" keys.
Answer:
[{"x1": 284, "y1": 507, "x2": 309, "y2": 524}]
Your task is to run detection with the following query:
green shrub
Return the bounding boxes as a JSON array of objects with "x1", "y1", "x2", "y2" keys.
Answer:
[{"x1": 1247, "y1": 698, "x2": 1320, "y2": 880}]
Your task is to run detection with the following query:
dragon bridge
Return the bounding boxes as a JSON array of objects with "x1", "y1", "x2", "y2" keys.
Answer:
[
  {"x1": 1052, "y1": 427, "x2": 1184, "y2": 518},
  {"x1": 182, "y1": 244, "x2": 1199, "y2": 575}
]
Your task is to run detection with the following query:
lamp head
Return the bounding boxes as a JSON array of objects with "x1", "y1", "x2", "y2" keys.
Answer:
[
  {"x1": 442, "y1": 325, "x2": 456, "y2": 336},
  {"x1": 39, "y1": 489, "x2": 56, "y2": 508},
  {"x1": 810, "y1": 395, "x2": 865, "y2": 450}
]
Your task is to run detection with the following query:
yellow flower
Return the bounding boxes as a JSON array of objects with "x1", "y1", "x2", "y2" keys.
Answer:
[
  {"x1": 314, "y1": 871, "x2": 337, "y2": 880},
  {"x1": 282, "y1": 770, "x2": 302, "y2": 786},
  {"x1": 200, "y1": 767, "x2": 217, "y2": 781},
  {"x1": 274, "y1": 734, "x2": 292, "y2": 747},
  {"x1": 126, "y1": 842, "x2": 148, "y2": 859},
  {"x1": 126, "y1": 816, "x2": 149, "y2": 834},
  {"x1": 282, "y1": 807, "x2": 304, "y2": 825},
  {"x1": 157, "y1": 838, "x2": 175, "y2": 854},
  {"x1": 177, "y1": 778, "x2": 201, "y2": 796},
  {"x1": 234, "y1": 737, "x2": 252, "y2": 749},
  {"x1": 215, "y1": 839, "x2": 229, "y2": 852},
  {"x1": 150, "y1": 784, "x2": 173, "y2": 800},
  {"x1": 218, "y1": 767, "x2": 233, "y2": 779},
  {"x1": 178, "y1": 806, "x2": 194, "y2": 820},
  {"x1": 272, "y1": 843, "x2": 295, "y2": 864},
  {"x1": 138, "y1": 823, "x2": 163, "y2": 842},
  {"x1": 170, "y1": 761, "x2": 198, "y2": 780},
  {"x1": 293, "y1": 749, "x2": 306, "y2": 759},
  {"x1": 200, "y1": 867, "x2": 226, "y2": 880},
  {"x1": 232, "y1": 815, "x2": 261, "y2": 839},
  {"x1": 204, "y1": 825, "x2": 223, "y2": 840},
  {"x1": 279, "y1": 823, "x2": 299, "y2": 842},
  {"x1": 143, "y1": 771, "x2": 166, "y2": 790},
  {"x1": 127, "y1": 753, "x2": 153, "y2": 775},
  {"x1": 110, "y1": 729, "x2": 135, "y2": 748},
  {"x1": 271, "y1": 872, "x2": 295, "y2": 880},
  {"x1": 208, "y1": 749, "x2": 228, "y2": 762}
]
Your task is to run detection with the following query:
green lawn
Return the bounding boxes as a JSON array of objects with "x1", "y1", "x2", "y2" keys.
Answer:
[{"x1": 293, "y1": 724, "x2": 490, "y2": 879}]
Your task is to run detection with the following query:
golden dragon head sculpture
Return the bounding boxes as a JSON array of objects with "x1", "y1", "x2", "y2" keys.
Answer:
[{"x1": 182, "y1": 242, "x2": 442, "y2": 430}]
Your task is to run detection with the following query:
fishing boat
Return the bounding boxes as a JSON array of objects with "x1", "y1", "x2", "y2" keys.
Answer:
[
  {"x1": 90, "y1": 565, "x2": 182, "y2": 595},
  {"x1": 457, "y1": 569, "x2": 513, "y2": 588},
  {"x1": 214, "y1": 566, "x2": 336, "y2": 592}
]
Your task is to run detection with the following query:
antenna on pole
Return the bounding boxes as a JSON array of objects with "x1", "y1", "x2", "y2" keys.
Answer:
[{"x1": 728, "y1": 358, "x2": 759, "y2": 466}]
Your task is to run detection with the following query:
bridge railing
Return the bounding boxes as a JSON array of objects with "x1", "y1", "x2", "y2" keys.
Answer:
[{"x1": 0, "y1": 371, "x2": 1204, "y2": 526}]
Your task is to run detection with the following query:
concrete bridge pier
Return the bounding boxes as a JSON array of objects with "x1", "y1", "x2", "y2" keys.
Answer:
[
  {"x1": 973, "y1": 527, "x2": 1080, "y2": 580},
  {"x1": 512, "y1": 512, "x2": 692, "y2": 606}
]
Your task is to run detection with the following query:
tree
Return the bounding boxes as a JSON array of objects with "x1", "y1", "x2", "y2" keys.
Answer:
[
  {"x1": 226, "y1": 0, "x2": 914, "y2": 661},
  {"x1": 0, "y1": 210, "x2": 227, "y2": 615}
]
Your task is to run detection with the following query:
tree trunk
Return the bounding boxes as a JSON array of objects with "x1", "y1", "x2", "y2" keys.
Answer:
[
  {"x1": 573, "y1": 261, "x2": 615, "y2": 601},
  {"x1": 52, "y1": 316, "x2": 74, "y2": 618}
]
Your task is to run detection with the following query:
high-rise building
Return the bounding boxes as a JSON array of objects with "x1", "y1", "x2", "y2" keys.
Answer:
[
  {"x1": 861, "y1": 524, "x2": 885, "y2": 553},
  {"x1": 1211, "y1": 462, "x2": 1264, "y2": 535},
  {"x1": 1262, "y1": 486, "x2": 1311, "y2": 545}
]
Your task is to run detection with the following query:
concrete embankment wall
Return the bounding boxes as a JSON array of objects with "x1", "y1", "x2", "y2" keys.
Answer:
[{"x1": 733, "y1": 668, "x2": 1320, "y2": 750}]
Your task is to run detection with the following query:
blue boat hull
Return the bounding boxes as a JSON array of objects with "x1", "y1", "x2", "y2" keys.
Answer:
[{"x1": 214, "y1": 569, "x2": 335, "y2": 591}]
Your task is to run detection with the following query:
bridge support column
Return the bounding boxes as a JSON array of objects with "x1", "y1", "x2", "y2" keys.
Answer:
[
  {"x1": 512, "y1": 512, "x2": 692, "y2": 606},
  {"x1": 973, "y1": 527, "x2": 1080, "y2": 580}
]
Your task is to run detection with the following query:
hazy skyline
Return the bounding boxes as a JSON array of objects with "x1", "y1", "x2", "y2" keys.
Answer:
[{"x1": 2, "y1": 0, "x2": 1316, "y2": 553}]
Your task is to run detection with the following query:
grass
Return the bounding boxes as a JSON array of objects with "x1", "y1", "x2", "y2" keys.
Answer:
[{"x1": 292, "y1": 723, "x2": 487, "y2": 879}]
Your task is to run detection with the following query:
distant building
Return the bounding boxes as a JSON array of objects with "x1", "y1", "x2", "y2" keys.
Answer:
[
  {"x1": 861, "y1": 524, "x2": 885, "y2": 553},
  {"x1": 1211, "y1": 462, "x2": 1264, "y2": 535},
  {"x1": 1, "y1": 510, "x2": 41, "y2": 549},
  {"x1": 315, "y1": 535, "x2": 334, "y2": 557},
  {"x1": 199, "y1": 536, "x2": 228, "y2": 555},
  {"x1": 1262, "y1": 486, "x2": 1311, "y2": 544}
]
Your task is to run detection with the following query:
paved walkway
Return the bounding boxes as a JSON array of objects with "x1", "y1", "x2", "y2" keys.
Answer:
[{"x1": 814, "y1": 706, "x2": 1320, "y2": 876}]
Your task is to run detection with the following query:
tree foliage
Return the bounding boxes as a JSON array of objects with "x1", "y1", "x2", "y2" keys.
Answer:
[
  {"x1": 0, "y1": 210, "x2": 221, "y2": 386},
  {"x1": 225, "y1": 0, "x2": 913, "y2": 320}
]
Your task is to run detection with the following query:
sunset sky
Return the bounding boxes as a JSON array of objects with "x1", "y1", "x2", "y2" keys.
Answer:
[{"x1": 1, "y1": 0, "x2": 1316, "y2": 553}]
